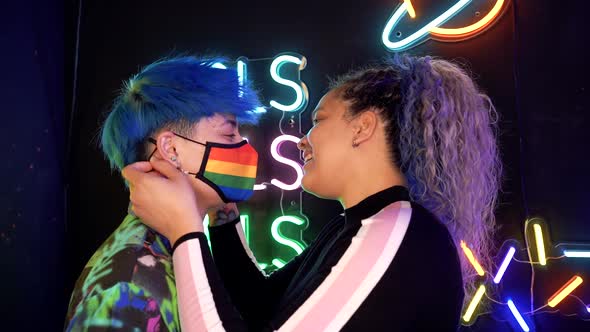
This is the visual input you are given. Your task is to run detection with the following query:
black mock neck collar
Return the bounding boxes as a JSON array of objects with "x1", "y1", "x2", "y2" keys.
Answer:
[{"x1": 344, "y1": 186, "x2": 411, "y2": 224}]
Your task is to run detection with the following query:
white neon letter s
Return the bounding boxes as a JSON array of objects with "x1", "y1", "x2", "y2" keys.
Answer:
[
  {"x1": 270, "y1": 135, "x2": 304, "y2": 191},
  {"x1": 269, "y1": 54, "x2": 309, "y2": 112}
]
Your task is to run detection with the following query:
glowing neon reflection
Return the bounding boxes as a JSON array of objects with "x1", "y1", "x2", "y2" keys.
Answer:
[
  {"x1": 203, "y1": 214, "x2": 250, "y2": 248},
  {"x1": 494, "y1": 246, "x2": 515, "y2": 284},
  {"x1": 431, "y1": 0, "x2": 507, "y2": 38},
  {"x1": 382, "y1": 0, "x2": 471, "y2": 51},
  {"x1": 272, "y1": 258, "x2": 286, "y2": 269},
  {"x1": 403, "y1": 0, "x2": 416, "y2": 18},
  {"x1": 270, "y1": 135, "x2": 304, "y2": 190},
  {"x1": 548, "y1": 275, "x2": 583, "y2": 308},
  {"x1": 269, "y1": 55, "x2": 308, "y2": 112},
  {"x1": 463, "y1": 285, "x2": 485, "y2": 323},
  {"x1": 507, "y1": 299, "x2": 530, "y2": 332},
  {"x1": 563, "y1": 250, "x2": 590, "y2": 258},
  {"x1": 533, "y1": 224, "x2": 547, "y2": 265},
  {"x1": 212, "y1": 62, "x2": 227, "y2": 69},
  {"x1": 271, "y1": 216, "x2": 306, "y2": 255},
  {"x1": 460, "y1": 240, "x2": 485, "y2": 276},
  {"x1": 254, "y1": 184, "x2": 268, "y2": 191},
  {"x1": 237, "y1": 60, "x2": 246, "y2": 97},
  {"x1": 236, "y1": 58, "x2": 266, "y2": 113}
]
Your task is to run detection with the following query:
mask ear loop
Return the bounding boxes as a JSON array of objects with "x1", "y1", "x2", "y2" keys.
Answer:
[
  {"x1": 170, "y1": 132, "x2": 206, "y2": 176},
  {"x1": 146, "y1": 137, "x2": 192, "y2": 175},
  {"x1": 172, "y1": 132, "x2": 207, "y2": 147},
  {"x1": 147, "y1": 137, "x2": 158, "y2": 161}
]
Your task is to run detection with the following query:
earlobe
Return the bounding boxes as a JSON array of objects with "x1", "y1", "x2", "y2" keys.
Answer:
[
  {"x1": 155, "y1": 131, "x2": 180, "y2": 167},
  {"x1": 353, "y1": 111, "x2": 378, "y2": 145}
]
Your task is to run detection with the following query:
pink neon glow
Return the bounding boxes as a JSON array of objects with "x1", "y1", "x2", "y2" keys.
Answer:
[
  {"x1": 270, "y1": 135, "x2": 303, "y2": 190},
  {"x1": 254, "y1": 184, "x2": 267, "y2": 191}
]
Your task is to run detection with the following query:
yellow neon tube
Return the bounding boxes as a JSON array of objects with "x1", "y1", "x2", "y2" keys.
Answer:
[
  {"x1": 548, "y1": 276, "x2": 583, "y2": 308},
  {"x1": 460, "y1": 240, "x2": 485, "y2": 276},
  {"x1": 533, "y1": 224, "x2": 547, "y2": 265},
  {"x1": 463, "y1": 285, "x2": 486, "y2": 322},
  {"x1": 430, "y1": 0, "x2": 506, "y2": 38}
]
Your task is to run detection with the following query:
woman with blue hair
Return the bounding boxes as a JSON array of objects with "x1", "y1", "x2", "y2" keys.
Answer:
[
  {"x1": 123, "y1": 55, "x2": 502, "y2": 331},
  {"x1": 64, "y1": 56, "x2": 262, "y2": 331}
]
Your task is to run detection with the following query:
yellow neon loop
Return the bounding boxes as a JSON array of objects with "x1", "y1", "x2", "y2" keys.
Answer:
[
  {"x1": 430, "y1": 0, "x2": 506, "y2": 37},
  {"x1": 383, "y1": 0, "x2": 509, "y2": 51},
  {"x1": 547, "y1": 276, "x2": 583, "y2": 307},
  {"x1": 404, "y1": 0, "x2": 416, "y2": 18},
  {"x1": 533, "y1": 224, "x2": 547, "y2": 265},
  {"x1": 460, "y1": 240, "x2": 485, "y2": 276},
  {"x1": 463, "y1": 285, "x2": 486, "y2": 322}
]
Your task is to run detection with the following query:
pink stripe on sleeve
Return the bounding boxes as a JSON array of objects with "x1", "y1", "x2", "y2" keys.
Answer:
[
  {"x1": 173, "y1": 238, "x2": 226, "y2": 332},
  {"x1": 278, "y1": 201, "x2": 412, "y2": 332}
]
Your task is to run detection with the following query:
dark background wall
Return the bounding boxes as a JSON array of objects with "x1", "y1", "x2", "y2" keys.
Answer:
[
  {"x1": 1, "y1": 0, "x2": 65, "y2": 330},
  {"x1": 2, "y1": 0, "x2": 589, "y2": 331}
]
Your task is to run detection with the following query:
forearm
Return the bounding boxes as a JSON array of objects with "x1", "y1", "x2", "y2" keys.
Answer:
[{"x1": 173, "y1": 233, "x2": 249, "y2": 331}]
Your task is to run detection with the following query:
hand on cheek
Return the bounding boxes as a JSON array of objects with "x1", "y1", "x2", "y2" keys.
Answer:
[{"x1": 123, "y1": 159, "x2": 205, "y2": 245}]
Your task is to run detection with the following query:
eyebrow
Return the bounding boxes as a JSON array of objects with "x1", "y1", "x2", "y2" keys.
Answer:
[
  {"x1": 225, "y1": 119, "x2": 238, "y2": 127},
  {"x1": 312, "y1": 108, "x2": 324, "y2": 120}
]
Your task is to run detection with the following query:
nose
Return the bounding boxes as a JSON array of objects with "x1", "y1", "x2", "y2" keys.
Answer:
[{"x1": 297, "y1": 135, "x2": 308, "y2": 151}]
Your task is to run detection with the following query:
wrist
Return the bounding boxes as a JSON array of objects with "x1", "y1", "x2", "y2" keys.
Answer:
[
  {"x1": 169, "y1": 214, "x2": 204, "y2": 246},
  {"x1": 208, "y1": 203, "x2": 239, "y2": 227}
]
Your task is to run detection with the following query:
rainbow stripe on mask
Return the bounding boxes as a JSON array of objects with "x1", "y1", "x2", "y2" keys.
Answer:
[{"x1": 204, "y1": 143, "x2": 257, "y2": 201}]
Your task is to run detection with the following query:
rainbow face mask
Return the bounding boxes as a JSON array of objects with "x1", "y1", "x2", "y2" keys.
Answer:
[{"x1": 147, "y1": 133, "x2": 258, "y2": 203}]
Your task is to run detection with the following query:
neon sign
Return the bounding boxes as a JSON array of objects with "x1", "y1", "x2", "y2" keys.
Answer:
[
  {"x1": 460, "y1": 217, "x2": 590, "y2": 329},
  {"x1": 269, "y1": 55, "x2": 309, "y2": 112},
  {"x1": 507, "y1": 299, "x2": 530, "y2": 332},
  {"x1": 271, "y1": 216, "x2": 307, "y2": 268},
  {"x1": 270, "y1": 135, "x2": 304, "y2": 191},
  {"x1": 382, "y1": 0, "x2": 510, "y2": 51},
  {"x1": 234, "y1": 54, "x2": 308, "y2": 113},
  {"x1": 209, "y1": 53, "x2": 309, "y2": 270},
  {"x1": 211, "y1": 50, "x2": 590, "y2": 330}
]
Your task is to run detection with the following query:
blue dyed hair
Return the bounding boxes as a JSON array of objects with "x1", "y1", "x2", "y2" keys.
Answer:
[{"x1": 100, "y1": 56, "x2": 262, "y2": 173}]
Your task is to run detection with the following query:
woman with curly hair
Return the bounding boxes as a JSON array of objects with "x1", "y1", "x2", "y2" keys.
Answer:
[{"x1": 123, "y1": 55, "x2": 501, "y2": 331}]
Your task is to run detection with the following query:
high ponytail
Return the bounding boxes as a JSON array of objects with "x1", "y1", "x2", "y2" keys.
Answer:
[{"x1": 332, "y1": 55, "x2": 502, "y2": 299}]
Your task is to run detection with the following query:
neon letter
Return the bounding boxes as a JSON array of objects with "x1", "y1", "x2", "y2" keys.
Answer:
[
  {"x1": 269, "y1": 54, "x2": 308, "y2": 112},
  {"x1": 271, "y1": 215, "x2": 306, "y2": 255},
  {"x1": 270, "y1": 135, "x2": 304, "y2": 190}
]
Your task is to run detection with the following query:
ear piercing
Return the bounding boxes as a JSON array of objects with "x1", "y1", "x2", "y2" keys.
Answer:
[{"x1": 352, "y1": 140, "x2": 359, "y2": 148}]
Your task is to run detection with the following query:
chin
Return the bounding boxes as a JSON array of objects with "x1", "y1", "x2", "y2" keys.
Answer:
[
  {"x1": 302, "y1": 172, "x2": 343, "y2": 201},
  {"x1": 301, "y1": 175, "x2": 326, "y2": 199},
  {"x1": 301, "y1": 174, "x2": 314, "y2": 193}
]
